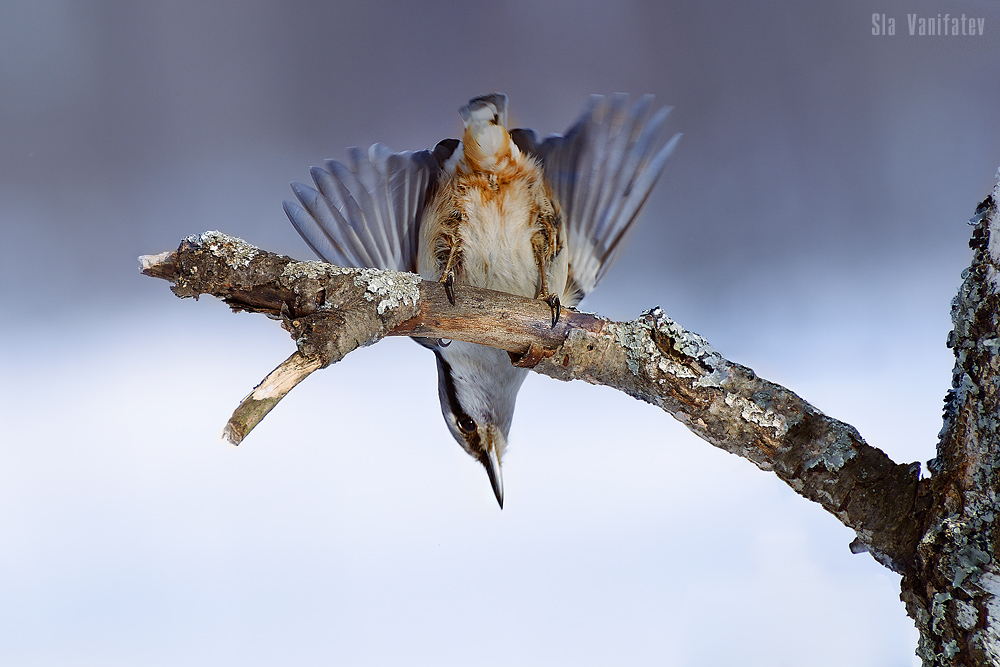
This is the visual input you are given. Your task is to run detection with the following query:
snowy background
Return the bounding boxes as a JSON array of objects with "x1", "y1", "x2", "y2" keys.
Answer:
[{"x1": 2, "y1": 2, "x2": 999, "y2": 665}]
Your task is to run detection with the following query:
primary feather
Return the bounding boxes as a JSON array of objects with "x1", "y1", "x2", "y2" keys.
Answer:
[
  {"x1": 510, "y1": 94, "x2": 681, "y2": 301},
  {"x1": 284, "y1": 143, "x2": 452, "y2": 272}
]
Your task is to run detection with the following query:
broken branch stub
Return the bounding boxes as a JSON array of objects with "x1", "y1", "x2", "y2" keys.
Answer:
[
  {"x1": 222, "y1": 351, "x2": 325, "y2": 445},
  {"x1": 140, "y1": 231, "x2": 423, "y2": 441}
]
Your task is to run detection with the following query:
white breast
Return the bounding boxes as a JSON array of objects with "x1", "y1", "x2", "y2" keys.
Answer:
[
  {"x1": 460, "y1": 183, "x2": 558, "y2": 298},
  {"x1": 418, "y1": 152, "x2": 570, "y2": 304}
]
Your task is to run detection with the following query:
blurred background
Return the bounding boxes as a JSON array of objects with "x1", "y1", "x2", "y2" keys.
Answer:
[{"x1": 2, "y1": 1, "x2": 999, "y2": 665}]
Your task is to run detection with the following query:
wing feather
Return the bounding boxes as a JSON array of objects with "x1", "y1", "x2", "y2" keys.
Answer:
[
  {"x1": 286, "y1": 181, "x2": 376, "y2": 268},
  {"x1": 513, "y1": 94, "x2": 680, "y2": 299},
  {"x1": 285, "y1": 142, "x2": 453, "y2": 271}
]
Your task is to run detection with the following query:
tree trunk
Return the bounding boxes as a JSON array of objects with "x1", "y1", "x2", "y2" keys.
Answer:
[{"x1": 900, "y1": 185, "x2": 1000, "y2": 666}]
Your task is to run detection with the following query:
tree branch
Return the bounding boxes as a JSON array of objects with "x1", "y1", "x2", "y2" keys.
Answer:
[{"x1": 140, "y1": 230, "x2": 925, "y2": 576}]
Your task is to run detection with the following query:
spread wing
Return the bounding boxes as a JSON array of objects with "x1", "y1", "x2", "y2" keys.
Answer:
[
  {"x1": 511, "y1": 94, "x2": 680, "y2": 302},
  {"x1": 283, "y1": 139, "x2": 459, "y2": 271}
]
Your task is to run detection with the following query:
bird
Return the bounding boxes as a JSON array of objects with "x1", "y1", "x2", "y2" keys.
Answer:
[{"x1": 284, "y1": 93, "x2": 680, "y2": 508}]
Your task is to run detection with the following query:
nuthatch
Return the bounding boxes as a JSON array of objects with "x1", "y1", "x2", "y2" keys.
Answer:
[{"x1": 285, "y1": 93, "x2": 679, "y2": 507}]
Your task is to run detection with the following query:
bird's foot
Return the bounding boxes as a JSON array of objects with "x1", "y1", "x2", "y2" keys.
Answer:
[
  {"x1": 443, "y1": 271, "x2": 456, "y2": 305},
  {"x1": 546, "y1": 294, "x2": 561, "y2": 328}
]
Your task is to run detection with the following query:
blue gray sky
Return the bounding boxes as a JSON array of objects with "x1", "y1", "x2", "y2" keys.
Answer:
[{"x1": 2, "y1": 1, "x2": 999, "y2": 665}]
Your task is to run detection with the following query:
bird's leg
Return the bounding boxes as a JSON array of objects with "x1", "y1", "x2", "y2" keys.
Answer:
[
  {"x1": 439, "y1": 236, "x2": 461, "y2": 306},
  {"x1": 533, "y1": 261, "x2": 560, "y2": 328},
  {"x1": 531, "y1": 220, "x2": 561, "y2": 328}
]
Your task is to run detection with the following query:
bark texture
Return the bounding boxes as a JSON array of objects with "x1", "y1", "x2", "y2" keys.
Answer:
[{"x1": 141, "y1": 172, "x2": 1000, "y2": 665}]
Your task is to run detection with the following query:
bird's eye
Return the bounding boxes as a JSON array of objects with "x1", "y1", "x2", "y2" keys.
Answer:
[{"x1": 457, "y1": 416, "x2": 477, "y2": 434}]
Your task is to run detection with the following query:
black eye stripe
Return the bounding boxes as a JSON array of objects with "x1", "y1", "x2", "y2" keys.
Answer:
[{"x1": 436, "y1": 352, "x2": 475, "y2": 430}]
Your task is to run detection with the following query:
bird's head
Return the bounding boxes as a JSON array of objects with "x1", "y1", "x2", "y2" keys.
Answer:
[
  {"x1": 459, "y1": 93, "x2": 516, "y2": 171},
  {"x1": 432, "y1": 344, "x2": 527, "y2": 508}
]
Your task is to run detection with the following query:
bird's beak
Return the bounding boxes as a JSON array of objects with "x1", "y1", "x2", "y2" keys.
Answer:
[{"x1": 481, "y1": 441, "x2": 504, "y2": 509}]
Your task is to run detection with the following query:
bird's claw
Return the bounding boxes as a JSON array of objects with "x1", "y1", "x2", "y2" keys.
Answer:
[
  {"x1": 546, "y1": 294, "x2": 561, "y2": 328},
  {"x1": 444, "y1": 271, "x2": 456, "y2": 305}
]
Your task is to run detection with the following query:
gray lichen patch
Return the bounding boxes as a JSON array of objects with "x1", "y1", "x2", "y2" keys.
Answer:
[
  {"x1": 803, "y1": 428, "x2": 857, "y2": 472},
  {"x1": 609, "y1": 307, "x2": 725, "y2": 383},
  {"x1": 931, "y1": 591, "x2": 953, "y2": 635},
  {"x1": 983, "y1": 572, "x2": 1000, "y2": 656},
  {"x1": 352, "y1": 268, "x2": 422, "y2": 315},
  {"x1": 642, "y1": 306, "x2": 721, "y2": 362},
  {"x1": 657, "y1": 356, "x2": 696, "y2": 380},
  {"x1": 954, "y1": 598, "x2": 979, "y2": 631},
  {"x1": 280, "y1": 260, "x2": 356, "y2": 282},
  {"x1": 608, "y1": 321, "x2": 657, "y2": 376},
  {"x1": 693, "y1": 368, "x2": 727, "y2": 388},
  {"x1": 954, "y1": 543, "x2": 991, "y2": 588},
  {"x1": 187, "y1": 230, "x2": 260, "y2": 268},
  {"x1": 724, "y1": 393, "x2": 789, "y2": 437}
]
